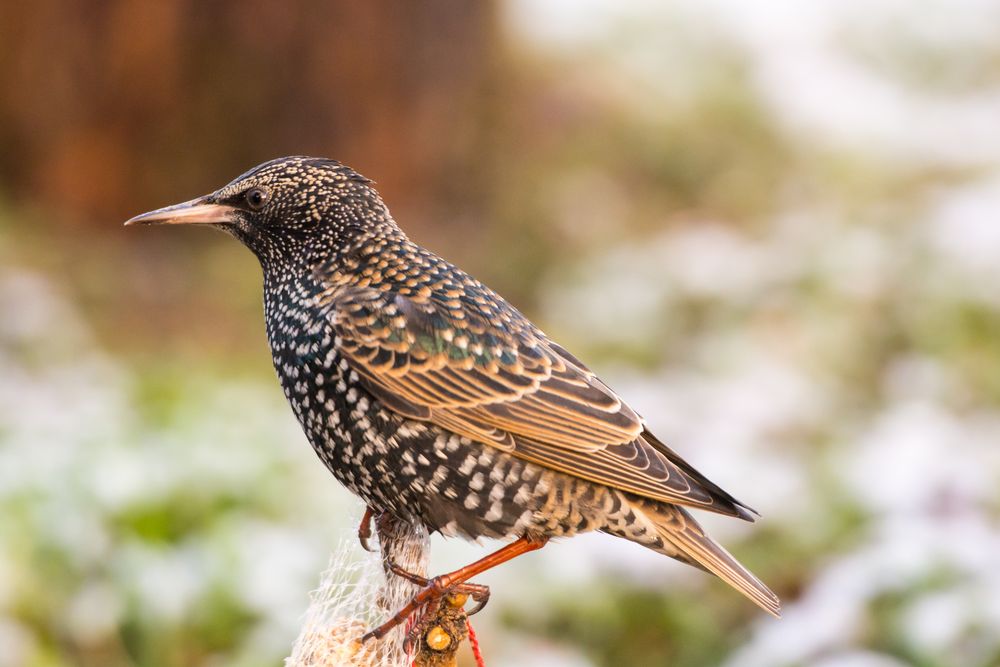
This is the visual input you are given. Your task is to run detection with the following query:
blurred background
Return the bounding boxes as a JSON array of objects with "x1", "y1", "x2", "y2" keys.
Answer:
[{"x1": 2, "y1": 1, "x2": 999, "y2": 666}]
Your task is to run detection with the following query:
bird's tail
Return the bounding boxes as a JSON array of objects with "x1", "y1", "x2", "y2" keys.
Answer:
[{"x1": 622, "y1": 499, "x2": 781, "y2": 618}]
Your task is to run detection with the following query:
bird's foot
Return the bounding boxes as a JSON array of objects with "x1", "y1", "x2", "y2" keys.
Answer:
[
  {"x1": 360, "y1": 563, "x2": 488, "y2": 643},
  {"x1": 357, "y1": 506, "x2": 380, "y2": 553},
  {"x1": 385, "y1": 560, "x2": 491, "y2": 615},
  {"x1": 360, "y1": 534, "x2": 547, "y2": 644}
]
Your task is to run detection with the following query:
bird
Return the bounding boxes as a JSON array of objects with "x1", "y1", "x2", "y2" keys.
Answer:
[{"x1": 125, "y1": 156, "x2": 780, "y2": 639}]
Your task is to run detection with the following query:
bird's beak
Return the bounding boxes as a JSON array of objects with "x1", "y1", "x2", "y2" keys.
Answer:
[{"x1": 124, "y1": 196, "x2": 238, "y2": 226}]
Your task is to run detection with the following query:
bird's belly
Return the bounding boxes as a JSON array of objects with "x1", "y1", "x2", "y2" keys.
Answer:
[
  {"x1": 273, "y1": 346, "x2": 404, "y2": 510},
  {"x1": 272, "y1": 342, "x2": 616, "y2": 541}
]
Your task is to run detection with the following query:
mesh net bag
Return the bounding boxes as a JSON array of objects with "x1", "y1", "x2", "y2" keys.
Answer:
[{"x1": 286, "y1": 516, "x2": 430, "y2": 667}]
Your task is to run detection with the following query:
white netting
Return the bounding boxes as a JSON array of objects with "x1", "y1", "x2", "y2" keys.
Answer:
[{"x1": 286, "y1": 516, "x2": 430, "y2": 667}]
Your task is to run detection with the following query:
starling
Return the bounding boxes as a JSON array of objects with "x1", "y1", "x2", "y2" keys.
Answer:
[{"x1": 126, "y1": 156, "x2": 780, "y2": 637}]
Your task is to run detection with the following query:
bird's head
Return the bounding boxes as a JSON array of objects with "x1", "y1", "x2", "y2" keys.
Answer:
[{"x1": 125, "y1": 156, "x2": 395, "y2": 270}]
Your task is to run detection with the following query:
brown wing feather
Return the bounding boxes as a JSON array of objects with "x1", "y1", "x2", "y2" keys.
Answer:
[{"x1": 321, "y1": 282, "x2": 754, "y2": 518}]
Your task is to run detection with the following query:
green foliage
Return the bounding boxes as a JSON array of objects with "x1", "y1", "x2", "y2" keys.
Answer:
[{"x1": 506, "y1": 581, "x2": 741, "y2": 667}]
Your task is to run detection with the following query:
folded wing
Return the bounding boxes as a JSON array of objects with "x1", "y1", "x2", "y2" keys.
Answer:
[{"x1": 319, "y1": 280, "x2": 755, "y2": 519}]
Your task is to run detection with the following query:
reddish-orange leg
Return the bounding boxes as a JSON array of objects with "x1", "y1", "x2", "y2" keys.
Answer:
[
  {"x1": 361, "y1": 534, "x2": 549, "y2": 642},
  {"x1": 384, "y1": 561, "x2": 492, "y2": 615},
  {"x1": 357, "y1": 506, "x2": 378, "y2": 552}
]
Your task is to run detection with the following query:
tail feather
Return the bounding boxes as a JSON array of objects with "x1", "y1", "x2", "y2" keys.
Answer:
[{"x1": 638, "y1": 501, "x2": 781, "y2": 618}]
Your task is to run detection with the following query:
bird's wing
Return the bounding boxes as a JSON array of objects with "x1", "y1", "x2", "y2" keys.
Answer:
[{"x1": 319, "y1": 282, "x2": 754, "y2": 518}]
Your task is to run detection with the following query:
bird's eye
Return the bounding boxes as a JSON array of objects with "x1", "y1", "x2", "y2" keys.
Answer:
[{"x1": 245, "y1": 187, "x2": 269, "y2": 210}]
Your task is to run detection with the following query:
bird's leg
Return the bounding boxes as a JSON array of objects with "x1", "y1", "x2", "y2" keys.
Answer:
[
  {"x1": 362, "y1": 534, "x2": 549, "y2": 642},
  {"x1": 357, "y1": 505, "x2": 379, "y2": 552},
  {"x1": 383, "y1": 561, "x2": 492, "y2": 615}
]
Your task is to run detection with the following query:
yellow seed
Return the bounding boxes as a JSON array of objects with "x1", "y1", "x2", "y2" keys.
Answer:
[
  {"x1": 446, "y1": 592, "x2": 468, "y2": 609},
  {"x1": 425, "y1": 626, "x2": 451, "y2": 651}
]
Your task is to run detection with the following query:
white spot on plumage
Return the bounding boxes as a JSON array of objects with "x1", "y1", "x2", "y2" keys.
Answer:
[
  {"x1": 484, "y1": 502, "x2": 503, "y2": 522},
  {"x1": 513, "y1": 485, "x2": 531, "y2": 505},
  {"x1": 458, "y1": 454, "x2": 476, "y2": 475},
  {"x1": 469, "y1": 472, "x2": 485, "y2": 491}
]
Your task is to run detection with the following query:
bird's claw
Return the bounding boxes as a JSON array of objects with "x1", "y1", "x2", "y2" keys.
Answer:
[
  {"x1": 360, "y1": 560, "x2": 490, "y2": 643},
  {"x1": 384, "y1": 560, "x2": 491, "y2": 612},
  {"x1": 357, "y1": 506, "x2": 378, "y2": 553}
]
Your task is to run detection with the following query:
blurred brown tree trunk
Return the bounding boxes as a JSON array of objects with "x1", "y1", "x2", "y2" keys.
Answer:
[{"x1": 0, "y1": 0, "x2": 499, "y2": 235}]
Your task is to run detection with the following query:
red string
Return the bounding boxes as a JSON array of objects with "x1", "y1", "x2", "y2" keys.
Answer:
[{"x1": 467, "y1": 619, "x2": 486, "y2": 667}]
